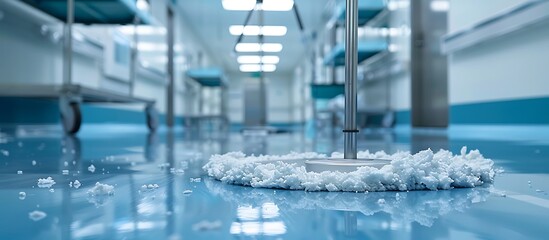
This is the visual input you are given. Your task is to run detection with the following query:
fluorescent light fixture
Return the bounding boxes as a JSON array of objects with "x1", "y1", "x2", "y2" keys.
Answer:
[
  {"x1": 239, "y1": 64, "x2": 277, "y2": 72},
  {"x1": 237, "y1": 56, "x2": 280, "y2": 64},
  {"x1": 118, "y1": 26, "x2": 166, "y2": 35},
  {"x1": 235, "y1": 43, "x2": 283, "y2": 52},
  {"x1": 430, "y1": 0, "x2": 450, "y2": 12},
  {"x1": 222, "y1": 0, "x2": 294, "y2": 11},
  {"x1": 229, "y1": 25, "x2": 287, "y2": 36},
  {"x1": 387, "y1": 0, "x2": 409, "y2": 11},
  {"x1": 136, "y1": 0, "x2": 150, "y2": 12}
]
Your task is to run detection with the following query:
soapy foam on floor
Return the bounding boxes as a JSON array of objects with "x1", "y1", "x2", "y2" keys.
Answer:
[
  {"x1": 28, "y1": 210, "x2": 47, "y2": 221},
  {"x1": 19, "y1": 192, "x2": 26, "y2": 200},
  {"x1": 87, "y1": 182, "x2": 115, "y2": 196},
  {"x1": 88, "y1": 164, "x2": 96, "y2": 173},
  {"x1": 203, "y1": 147, "x2": 496, "y2": 192},
  {"x1": 73, "y1": 180, "x2": 81, "y2": 189},
  {"x1": 37, "y1": 177, "x2": 56, "y2": 188},
  {"x1": 141, "y1": 184, "x2": 159, "y2": 192}
]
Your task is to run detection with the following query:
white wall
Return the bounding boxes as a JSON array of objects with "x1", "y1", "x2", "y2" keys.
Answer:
[
  {"x1": 226, "y1": 72, "x2": 296, "y2": 124},
  {"x1": 267, "y1": 73, "x2": 294, "y2": 123},
  {"x1": 448, "y1": 0, "x2": 526, "y2": 33},
  {"x1": 448, "y1": 0, "x2": 549, "y2": 105}
]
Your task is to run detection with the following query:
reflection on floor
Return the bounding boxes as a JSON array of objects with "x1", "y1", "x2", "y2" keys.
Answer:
[{"x1": 0, "y1": 124, "x2": 548, "y2": 239}]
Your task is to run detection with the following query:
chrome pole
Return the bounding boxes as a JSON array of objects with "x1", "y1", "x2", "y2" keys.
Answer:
[
  {"x1": 63, "y1": 0, "x2": 74, "y2": 85},
  {"x1": 344, "y1": 0, "x2": 358, "y2": 159}
]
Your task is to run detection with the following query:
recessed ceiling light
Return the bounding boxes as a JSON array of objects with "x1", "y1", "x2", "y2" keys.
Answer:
[
  {"x1": 235, "y1": 43, "x2": 283, "y2": 53},
  {"x1": 237, "y1": 56, "x2": 280, "y2": 64},
  {"x1": 430, "y1": 0, "x2": 450, "y2": 12},
  {"x1": 240, "y1": 64, "x2": 277, "y2": 72},
  {"x1": 136, "y1": 0, "x2": 150, "y2": 11},
  {"x1": 222, "y1": 0, "x2": 294, "y2": 11},
  {"x1": 229, "y1": 25, "x2": 287, "y2": 36}
]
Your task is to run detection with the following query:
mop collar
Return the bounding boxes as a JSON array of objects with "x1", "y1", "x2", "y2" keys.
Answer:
[{"x1": 342, "y1": 129, "x2": 360, "y2": 133}]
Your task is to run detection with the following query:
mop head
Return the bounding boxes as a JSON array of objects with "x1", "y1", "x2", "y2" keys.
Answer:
[{"x1": 203, "y1": 147, "x2": 496, "y2": 192}]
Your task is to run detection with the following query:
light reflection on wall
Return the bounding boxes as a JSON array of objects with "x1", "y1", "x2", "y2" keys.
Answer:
[{"x1": 230, "y1": 202, "x2": 286, "y2": 236}]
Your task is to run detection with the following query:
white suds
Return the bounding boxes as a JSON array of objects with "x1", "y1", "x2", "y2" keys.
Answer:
[
  {"x1": 141, "y1": 184, "x2": 160, "y2": 191},
  {"x1": 17, "y1": 170, "x2": 23, "y2": 175},
  {"x1": 183, "y1": 190, "x2": 193, "y2": 195},
  {"x1": 37, "y1": 177, "x2": 56, "y2": 188},
  {"x1": 192, "y1": 220, "x2": 222, "y2": 231},
  {"x1": 49, "y1": 189, "x2": 55, "y2": 193},
  {"x1": 190, "y1": 178, "x2": 202, "y2": 183},
  {"x1": 29, "y1": 210, "x2": 47, "y2": 221},
  {"x1": 62, "y1": 170, "x2": 69, "y2": 175},
  {"x1": 158, "y1": 163, "x2": 170, "y2": 169},
  {"x1": 73, "y1": 180, "x2": 81, "y2": 189},
  {"x1": 32, "y1": 160, "x2": 37, "y2": 166},
  {"x1": 377, "y1": 199, "x2": 386, "y2": 205},
  {"x1": 88, "y1": 164, "x2": 96, "y2": 173},
  {"x1": 170, "y1": 168, "x2": 185, "y2": 175},
  {"x1": 203, "y1": 147, "x2": 496, "y2": 192},
  {"x1": 0, "y1": 150, "x2": 9, "y2": 156},
  {"x1": 64, "y1": 161, "x2": 68, "y2": 167},
  {"x1": 87, "y1": 182, "x2": 115, "y2": 196},
  {"x1": 19, "y1": 192, "x2": 26, "y2": 200}
]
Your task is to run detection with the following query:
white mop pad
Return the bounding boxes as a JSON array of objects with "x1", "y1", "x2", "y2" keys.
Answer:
[{"x1": 203, "y1": 147, "x2": 496, "y2": 192}]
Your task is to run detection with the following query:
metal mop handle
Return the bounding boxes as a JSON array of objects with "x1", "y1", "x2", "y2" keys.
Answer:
[{"x1": 344, "y1": 0, "x2": 358, "y2": 159}]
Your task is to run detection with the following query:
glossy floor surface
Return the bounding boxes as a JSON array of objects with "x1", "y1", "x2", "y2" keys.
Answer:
[{"x1": 1, "y1": 125, "x2": 549, "y2": 240}]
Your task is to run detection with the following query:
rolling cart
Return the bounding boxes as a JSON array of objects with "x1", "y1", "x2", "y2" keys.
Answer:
[
  {"x1": 0, "y1": 0, "x2": 159, "y2": 134},
  {"x1": 185, "y1": 68, "x2": 229, "y2": 131}
]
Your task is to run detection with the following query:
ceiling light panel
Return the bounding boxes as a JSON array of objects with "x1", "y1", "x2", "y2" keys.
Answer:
[
  {"x1": 229, "y1": 25, "x2": 287, "y2": 36},
  {"x1": 239, "y1": 64, "x2": 277, "y2": 72},
  {"x1": 235, "y1": 43, "x2": 283, "y2": 53},
  {"x1": 222, "y1": 0, "x2": 294, "y2": 11},
  {"x1": 237, "y1": 56, "x2": 280, "y2": 64}
]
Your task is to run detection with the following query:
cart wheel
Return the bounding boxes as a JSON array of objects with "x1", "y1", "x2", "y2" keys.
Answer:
[
  {"x1": 61, "y1": 102, "x2": 82, "y2": 135},
  {"x1": 146, "y1": 106, "x2": 159, "y2": 132}
]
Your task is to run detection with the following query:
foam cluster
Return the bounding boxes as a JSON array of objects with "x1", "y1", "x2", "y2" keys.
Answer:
[{"x1": 203, "y1": 147, "x2": 496, "y2": 192}]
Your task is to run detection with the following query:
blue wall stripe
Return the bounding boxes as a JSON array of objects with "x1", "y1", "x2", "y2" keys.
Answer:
[
  {"x1": 3, "y1": 97, "x2": 548, "y2": 127},
  {"x1": 395, "y1": 110, "x2": 411, "y2": 125},
  {"x1": 0, "y1": 98, "x2": 184, "y2": 126},
  {"x1": 450, "y1": 97, "x2": 549, "y2": 124},
  {"x1": 0, "y1": 98, "x2": 60, "y2": 124}
]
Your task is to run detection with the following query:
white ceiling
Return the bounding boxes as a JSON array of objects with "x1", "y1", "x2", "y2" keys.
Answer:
[{"x1": 176, "y1": 0, "x2": 331, "y2": 74}]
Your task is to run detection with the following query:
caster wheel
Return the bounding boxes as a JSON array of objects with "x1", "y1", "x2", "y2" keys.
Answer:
[
  {"x1": 146, "y1": 106, "x2": 159, "y2": 132},
  {"x1": 61, "y1": 102, "x2": 82, "y2": 135}
]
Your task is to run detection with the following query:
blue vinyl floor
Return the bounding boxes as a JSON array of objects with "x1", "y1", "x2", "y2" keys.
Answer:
[{"x1": 0, "y1": 124, "x2": 548, "y2": 240}]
